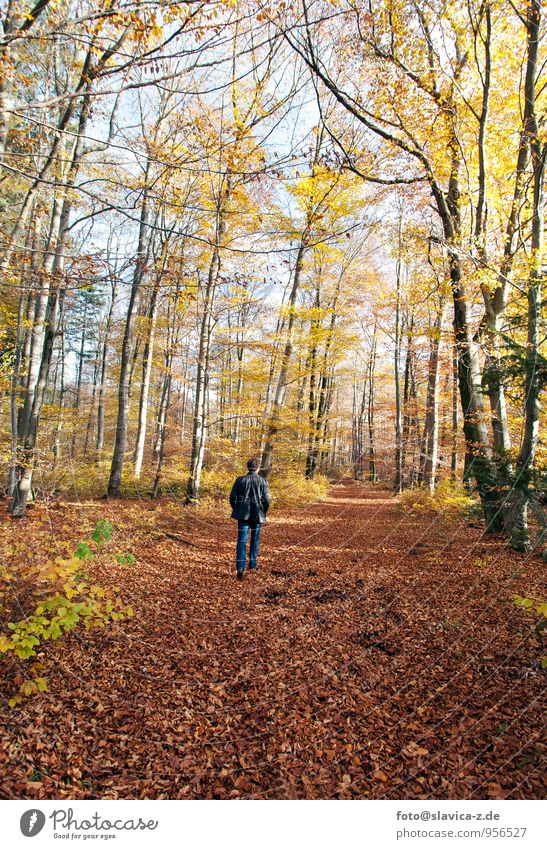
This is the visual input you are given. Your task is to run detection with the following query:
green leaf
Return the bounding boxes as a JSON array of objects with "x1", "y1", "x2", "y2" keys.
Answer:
[
  {"x1": 116, "y1": 552, "x2": 135, "y2": 566},
  {"x1": 75, "y1": 543, "x2": 93, "y2": 561},
  {"x1": 91, "y1": 519, "x2": 113, "y2": 544}
]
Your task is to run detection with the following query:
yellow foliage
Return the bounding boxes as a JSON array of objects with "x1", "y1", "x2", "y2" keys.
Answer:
[
  {"x1": 400, "y1": 478, "x2": 479, "y2": 520},
  {"x1": 200, "y1": 466, "x2": 238, "y2": 499},
  {"x1": 269, "y1": 472, "x2": 329, "y2": 509},
  {"x1": 0, "y1": 521, "x2": 134, "y2": 706}
]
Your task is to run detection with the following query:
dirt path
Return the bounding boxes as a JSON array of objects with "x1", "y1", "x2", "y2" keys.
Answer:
[{"x1": 1, "y1": 480, "x2": 544, "y2": 799}]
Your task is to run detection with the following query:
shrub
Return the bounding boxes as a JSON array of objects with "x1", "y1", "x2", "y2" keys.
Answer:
[
  {"x1": 269, "y1": 471, "x2": 330, "y2": 508},
  {"x1": 199, "y1": 467, "x2": 238, "y2": 500},
  {"x1": 0, "y1": 519, "x2": 134, "y2": 706},
  {"x1": 198, "y1": 467, "x2": 329, "y2": 511},
  {"x1": 60, "y1": 460, "x2": 111, "y2": 498},
  {"x1": 400, "y1": 478, "x2": 479, "y2": 520},
  {"x1": 512, "y1": 595, "x2": 547, "y2": 669}
]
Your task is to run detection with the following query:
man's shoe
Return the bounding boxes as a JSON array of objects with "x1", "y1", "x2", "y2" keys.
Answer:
[{"x1": 236, "y1": 571, "x2": 245, "y2": 581}]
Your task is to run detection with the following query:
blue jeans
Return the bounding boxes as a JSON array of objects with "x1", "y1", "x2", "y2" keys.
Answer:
[{"x1": 236, "y1": 521, "x2": 261, "y2": 573}]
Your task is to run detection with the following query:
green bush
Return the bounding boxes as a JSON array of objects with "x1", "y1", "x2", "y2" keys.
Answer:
[{"x1": 0, "y1": 520, "x2": 134, "y2": 706}]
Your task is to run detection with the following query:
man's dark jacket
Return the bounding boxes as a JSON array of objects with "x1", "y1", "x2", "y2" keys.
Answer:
[{"x1": 229, "y1": 471, "x2": 270, "y2": 524}]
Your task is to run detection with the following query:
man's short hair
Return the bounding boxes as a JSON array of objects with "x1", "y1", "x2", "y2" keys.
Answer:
[{"x1": 247, "y1": 457, "x2": 260, "y2": 471}]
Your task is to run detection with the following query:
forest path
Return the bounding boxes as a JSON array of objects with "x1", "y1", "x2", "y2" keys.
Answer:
[{"x1": 1, "y1": 479, "x2": 544, "y2": 800}]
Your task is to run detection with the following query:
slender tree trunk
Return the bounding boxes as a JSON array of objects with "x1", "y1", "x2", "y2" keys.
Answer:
[
  {"x1": 420, "y1": 301, "x2": 446, "y2": 492},
  {"x1": 83, "y1": 340, "x2": 101, "y2": 458},
  {"x1": 53, "y1": 324, "x2": 66, "y2": 465},
  {"x1": 9, "y1": 93, "x2": 92, "y2": 515},
  {"x1": 260, "y1": 238, "x2": 307, "y2": 478},
  {"x1": 96, "y1": 282, "x2": 117, "y2": 454},
  {"x1": 107, "y1": 167, "x2": 151, "y2": 497},
  {"x1": 505, "y1": 0, "x2": 545, "y2": 547},
  {"x1": 15, "y1": 211, "x2": 42, "y2": 444},
  {"x1": 8, "y1": 289, "x2": 26, "y2": 495},
  {"x1": 134, "y1": 276, "x2": 160, "y2": 479},
  {"x1": 432, "y1": 118, "x2": 498, "y2": 524},
  {"x1": 9, "y1": 284, "x2": 66, "y2": 516},
  {"x1": 407, "y1": 350, "x2": 420, "y2": 488},
  {"x1": 152, "y1": 372, "x2": 172, "y2": 499},
  {"x1": 352, "y1": 377, "x2": 367, "y2": 480},
  {"x1": 451, "y1": 343, "x2": 459, "y2": 481},
  {"x1": 450, "y1": 249, "x2": 497, "y2": 522},
  {"x1": 18, "y1": 196, "x2": 63, "y2": 441},
  {"x1": 186, "y1": 205, "x2": 226, "y2": 502},
  {"x1": 233, "y1": 281, "x2": 249, "y2": 444},
  {"x1": 70, "y1": 296, "x2": 88, "y2": 457},
  {"x1": 479, "y1": 1, "x2": 542, "y2": 463},
  {"x1": 234, "y1": 342, "x2": 244, "y2": 444},
  {"x1": 179, "y1": 348, "x2": 189, "y2": 446},
  {"x1": 400, "y1": 317, "x2": 415, "y2": 487},
  {"x1": 394, "y1": 217, "x2": 403, "y2": 493},
  {"x1": 259, "y1": 290, "x2": 287, "y2": 455},
  {"x1": 506, "y1": 155, "x2": 544, "y2": 545},
  {"x1": 305, "y1": 287, "x2": 320, "y2": 479},
  {"x1": 151, "y1": 290, "x2": 180, "y2": 499},
  {"x1": 368, "y1": 331, "x2": 377, "y2": 482},
  {"x1": 319, "y1": 367, "x2": 336, "y2": 472}
]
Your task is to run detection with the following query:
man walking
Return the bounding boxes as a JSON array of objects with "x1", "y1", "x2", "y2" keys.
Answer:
[{"x1": 229, "y1": 458, "x2": 270, "y2": 580}]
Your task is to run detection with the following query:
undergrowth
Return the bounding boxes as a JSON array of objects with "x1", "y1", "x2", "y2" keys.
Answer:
[
  {"x1": 0, "y1": 519, "x2": 133, "y2": 706},
  {"x1": 400, "y1": 478, "x2": 480, "y2": 520}
]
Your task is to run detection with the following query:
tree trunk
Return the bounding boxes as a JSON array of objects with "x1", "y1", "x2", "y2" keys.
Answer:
[
  {"x1": 438, "y1": 120, "x2": 498, "y2": 525},
  {"x1": 305, "y1": 286, "x2": 320, "y2": 479},
  {"x1": 8, "y1": 93, "x2": 92, "y2": 515},
  {"x1": 83, "y1": 339, "x2": 101, "y2": 458},
  {"x1": 450, "y1": 251, "x2": 497, "y2": 524},
  {"x1": 107, "y1": 168, "x2": 151, "y2": 497},
  {"x1": 151, "y1": 284, "x2": 180, "y2": 499},
  {"x1": 52, "y1": 323, "x2": 66, "y2": 465},
  {"x1": 96, "y1": 281, "x2": 117, "y2": 454},
  {"x1": 393, "y1": 218, "x2": 403, "y2": 493},
  {"x1": 18, "y1": 196, "x2": 62, "y2": 441},
  {"x1": 506, "y1": 0, "x2": 544, "y2": 548},
  {"x1": 260, "y1": 238, "x2": 306, "y2": 478},
  {"x1": 179, "y1": 348, "x2": 189, "y2": 446},
  {"x1": 420, "y1": 300, "x2": 446, "y2": 492},
  {"x1": 134, "y1": 276, "x2": 160, "y2": 479},
  {"x1": 451, "y1": 343, "x2": 459, "y2": 481},
  {"x1": 9, "y1": 285, "x2": 66, "y2": 516},
  {"x1": 70, "y1": 296, "x2": 88, "y2": 457},
  {"x1": 186, "y1": 206, "x2": 226, "y2": 502},
  {"x1": 400, "y1": 316, "x2": 415, "y2": 487},
  {"x1": 8, "y1": 288, "x2": 26, "y2": 495},
  {"x1": 368, "y1": 333, "x2": 377, "y2": 483},
  {"x1": 259, "y1": 289, "x2": 288, "y2": 456}
]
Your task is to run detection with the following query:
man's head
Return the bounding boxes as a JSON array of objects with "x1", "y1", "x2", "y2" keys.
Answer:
[{"x1": 247, "y1": 458, "x2": 260, "y2": 472}]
